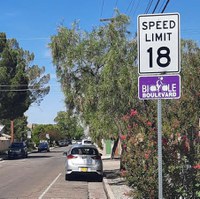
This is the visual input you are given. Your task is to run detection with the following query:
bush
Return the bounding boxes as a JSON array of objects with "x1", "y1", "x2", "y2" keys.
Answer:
[{"x1": 120, "y1": 108, "x2": 200, "y2": 198}]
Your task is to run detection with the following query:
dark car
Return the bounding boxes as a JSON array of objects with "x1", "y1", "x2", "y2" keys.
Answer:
[
  {"x1": 57, "y1": 140, "x2": 67, "y2": 147},
  {"x1": 8, "y1": 142, "x2": 28, "y2": 159},
  {"x1": 57, "y1": 139, "x2": 72, "y2": 147},
  {"x1": 38, "y1": 142, "x2": 50, "y2": 152}
]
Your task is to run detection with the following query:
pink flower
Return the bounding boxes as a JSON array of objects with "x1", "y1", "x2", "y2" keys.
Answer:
[
  {"x1": 193, "y1": 164, "x2": 200, "y2": 169},
  {"x1": 130, "y1": 109, "x2": 137, "y2": 117},
  {"x1": 147, "y1": 121, "x2": 152, "y2": 126},
  {"x1": 127, "y1": 125, "x2": 132, "y2": 129},
  {"x1": 145, "y1": 153, "x2": 149, "y2": 159},
  {"x1": 144, "y1": 150, "x2": 151, "y2": 159},
  {"x1": 120, "y1": 134, "x2": 127, "y2": 140},
  {"x1": 133, "y1": 123, "x2": 138, "y2": 127}
]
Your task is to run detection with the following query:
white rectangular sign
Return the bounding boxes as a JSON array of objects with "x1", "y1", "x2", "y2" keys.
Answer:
[{"x1": 138, "y1": 13, "x2": 180, "y2": 74}]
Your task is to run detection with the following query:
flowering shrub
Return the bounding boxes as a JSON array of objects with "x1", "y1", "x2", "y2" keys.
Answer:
[{"x1": 119, "y1": 107, "x2": 200, "y2": 198}]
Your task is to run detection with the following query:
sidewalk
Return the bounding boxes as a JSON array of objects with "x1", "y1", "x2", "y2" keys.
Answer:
[{"x1": 102, "y1": 156, "x2": 133, "y2": 199}]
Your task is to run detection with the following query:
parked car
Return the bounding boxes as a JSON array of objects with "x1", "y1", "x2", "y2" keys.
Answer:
[
  {"x1": 58, "y1": 139, "x2": 72, "y2": 147},
  {"x1": 71, "y1": 140, "x2": 77, "y2": 145},
  {"x1": 8, "y1": 142, "x2": 28, "y2": 159},
  {"x1": 81, "y1": 139, "x2": 93, "y2": 145},
  {"x1": 65, "y1": 144, "x2": 103, "y2": 181},
  {"x1": 38, "y1": 142, "x2": 50, "y2": 152},
  {"x1": 76, "y1": 139, "x2": 82, "y2": 144},
  {"x1": 57, "y1": 140, "x2": 66, "y2": 147}
]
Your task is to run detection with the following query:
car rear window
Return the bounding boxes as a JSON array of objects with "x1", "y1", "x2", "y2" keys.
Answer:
[
  {"x1": 11, "y1": 143, "x2": 24, "y2": 148},
  {"x1": 83, "y1": 140, "x2": 92, "y2": 144},
  {"x1": 71, "y1": 147, "x2": 98, "y2": 155},
  {"x1": 39, "y1": 143, "x2": 48, "y2": 146}
]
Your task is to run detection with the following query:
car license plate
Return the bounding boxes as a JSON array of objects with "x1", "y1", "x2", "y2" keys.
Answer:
[{"x1": 80, "y1": 167, "x2": 88, "y2": 172}]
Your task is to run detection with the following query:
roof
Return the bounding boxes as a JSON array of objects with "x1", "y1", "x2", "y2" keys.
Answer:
[
  {"x1": 70, "y1": 144, "x2": 97, "y2": 149},
  {"x1": 0, "y1": 133, "x2": 11, "y2": 139}
]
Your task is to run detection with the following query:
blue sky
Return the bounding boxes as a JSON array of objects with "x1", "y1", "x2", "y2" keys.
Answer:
[{"x1": 0, "y1": 0, "x2": 199, "y2": 124}]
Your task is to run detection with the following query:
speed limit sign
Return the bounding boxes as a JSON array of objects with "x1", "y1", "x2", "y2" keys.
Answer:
[{"x1": 138, "y1": 13, "x2": 180, "y2": 74}]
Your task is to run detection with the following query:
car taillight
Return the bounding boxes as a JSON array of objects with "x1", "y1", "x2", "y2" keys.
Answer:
[
  {"x1": 91, "y1": 155, "x2": 101, "y2": 160},
  {"x1": 67, "y1": 154, "x2": 77, "y2": 159}
]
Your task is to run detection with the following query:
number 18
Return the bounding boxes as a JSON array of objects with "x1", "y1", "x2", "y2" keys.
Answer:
[{"x1": 147, "y1": 46, "x2": 171, "y2": 68}]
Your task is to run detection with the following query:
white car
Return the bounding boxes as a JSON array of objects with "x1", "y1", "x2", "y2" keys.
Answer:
[
  {"x1": 81, "y1": 139, "x2": 93, "y2": 145},
  {"x1": 65, "y1": 144, "x2": 103, "y2": 181}
]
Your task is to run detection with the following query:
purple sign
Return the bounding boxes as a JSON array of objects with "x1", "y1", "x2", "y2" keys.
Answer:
[{"x1": 138, "y1": 75, "x2": 181, "y2": 100}]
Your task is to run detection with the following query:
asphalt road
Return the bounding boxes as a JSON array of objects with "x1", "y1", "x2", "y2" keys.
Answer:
[{"x1": 0, "y1": 147, "x2": 107, "y2": 199}]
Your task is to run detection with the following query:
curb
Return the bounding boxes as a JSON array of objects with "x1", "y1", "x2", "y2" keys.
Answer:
[{"x1": 103, "y1": 177, "x2": 115, "y2": 199}]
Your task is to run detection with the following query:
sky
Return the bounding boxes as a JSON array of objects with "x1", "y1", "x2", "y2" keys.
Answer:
[{"x1": 0, "y1": 0, "x2": 199, "y2": 124}]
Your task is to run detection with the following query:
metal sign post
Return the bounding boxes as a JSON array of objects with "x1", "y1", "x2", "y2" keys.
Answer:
[{"x1": 157, "y1": 99, "x2": 163, "y2": 199}]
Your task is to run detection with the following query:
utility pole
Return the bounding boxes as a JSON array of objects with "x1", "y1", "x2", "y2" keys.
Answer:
[{"x1": 10, "y1": 120, "x2": 14, "y2": 143}]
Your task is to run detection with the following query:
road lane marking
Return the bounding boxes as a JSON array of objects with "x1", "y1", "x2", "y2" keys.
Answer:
[{"x1": 38, "y1": 173, "x2": 62, "y2": 199}]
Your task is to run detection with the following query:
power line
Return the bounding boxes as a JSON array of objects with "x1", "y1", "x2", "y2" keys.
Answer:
[
  {"x1": 113, "y1": 0, "x2": 119, "y2": 16},
  {"x1": 132, "y1": 0, "x2": 142, "y2": 19},
  {"x1": 145, "y1": 0, "x2": 154, "y2": 14},
  {"x1": 158, "y1": 0, "x2": 166, "y2": 13},
  {"x1": 161, "y1": 0, "x2": 170, "y2": 13},
  {"x1": 0, "y1": 37, "x2": 50, "y2": 41},
  {"x1": 16, "y1": 37, "x2": 50, "y2": 41},
  {"x1": 152, "y1": 0, "x2": 161, "y2": 13},
  {"x1": 126, "y1": 0, "x2": 134, "y2": 14},
  {"x1": 100, "y1": 0, "x2": 105, "y2": 18},
  {"x1": 0, "y1": 88, "x2": 45, "y2": 92},
  {"x1": 114, "y1": 0, "x2": 119, "y2": 8}
]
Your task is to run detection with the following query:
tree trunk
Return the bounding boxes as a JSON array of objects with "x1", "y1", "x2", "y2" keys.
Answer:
[
  {"x1": 10, "y1": 120, "x2": 14, "y2": 143},
  {"x1": 111, "y1": 136, "x2": 119, "y2": 159}
]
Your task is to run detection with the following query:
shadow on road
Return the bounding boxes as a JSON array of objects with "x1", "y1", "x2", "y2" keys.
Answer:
[
  {"x1": 26, "y1": 155, "x2": 53, "y2": 159},
  {"x1": 66, "y1": 173, "x2": 103, "y2": 182}
]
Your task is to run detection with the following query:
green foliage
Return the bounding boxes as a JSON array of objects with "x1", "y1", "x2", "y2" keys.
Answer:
[
  {"x1": 54, "y1": 111, "x2": 84, "y2": 139},
  {"x1": 0, "y1": 32, "x2": 50, "y2": 121},
  {"x1": 32, "y1": 124, "x2": 62, "y2": 145},
  {"x1": 49, "y1": 12, "x2": 138, "y2": 144},
  {"x1": 0, "y1": 116, "x2": 28, "y2": 141}
]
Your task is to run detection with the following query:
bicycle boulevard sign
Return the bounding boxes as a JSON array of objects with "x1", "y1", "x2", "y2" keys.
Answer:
[
  {"x1": 138, "y1": 75, "x2": 181, "y2": 100},
  {"x1": 138, "y1": 13, "x2": 180, "y2": 74}
]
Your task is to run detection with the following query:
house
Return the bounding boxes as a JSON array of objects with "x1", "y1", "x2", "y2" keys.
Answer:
[{"x1": 0, "y1": 125, "x2": 11, "y2": 152}]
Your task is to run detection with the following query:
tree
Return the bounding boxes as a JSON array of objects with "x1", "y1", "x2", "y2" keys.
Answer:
[
  {"x1": 49, "y1": 12, "x2": 138, "y2": 146},
  {"x1": 54, "y1": 111, "x2": 84, "y2": 139},
  {"x1": 1, "y1": 116, "x2": 28, "y2": 141},
  {"x1": 0, "y1": 33, "x2": 50, "y2": 140},
  {"x1": 32, "y1": 124, "x2": 62, "y2": 145}
]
